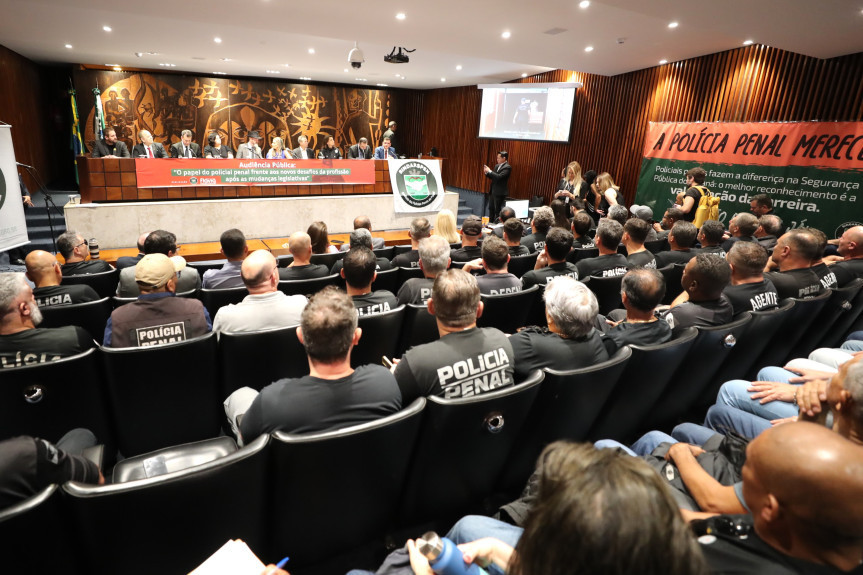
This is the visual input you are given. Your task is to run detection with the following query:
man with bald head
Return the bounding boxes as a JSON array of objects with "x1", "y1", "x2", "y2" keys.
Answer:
[
  {"x1": 764, "y1": 228, "x2": 823, "y2": 299},
  {"x1": 699, "y1": 421, "x2": 863, "y2": 573},
  {"x1": 280, "y1": 232, "x2": 329, "y2": 280},
  {"x1": 131, "y1": 130, "x2": 167, "y2": 159},
  {"x1": 213, "y1": 250, "x2": 307, "y2": 332},
  {"x1": 116, "y1": 233, "x2": 149, "y2": 270},
  {"x1": 827, "y1": 225, "x2": 863, "y2": 286},
  {"x1": 339, "y1": 215, "x2": 386, "y2": 251},
  {"x1": 25, "y1": 250, "x2": 98, "y2": 308}
]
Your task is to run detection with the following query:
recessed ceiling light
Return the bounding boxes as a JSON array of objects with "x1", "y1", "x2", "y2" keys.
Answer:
[
  {"x1": 441, "y1": 77, "x2": 446, "y2": 82},
  {"x1": 103, "y1": 26, "x2": 112, "y2": 32},
  {"x1": 395, "y1": 73, "x2": 401, "y2": 77},
  {"x1": 668, "y1": 21, "x2": 679, "y2": 29},
  {"x1": 112, "y1": 67, "x2": 122, "y2": 71},
  {"x1": 584, "y1": 46, "x2": 593, "y2": 52},
  {"x1": 501, "y1": 31, "x2": 511, "y2": 39},
  {"x1": 158, "y1": 63, "x2": 176, "y2": 67},
  {"x1": 220, "y1": 57, "x2": 233, "y2": 62},
  {"x1": 266, "y1": 70, "x2": 280, "y2": 74},
  {"x1": 396, "y1": 12, "x2": 406, "y2": 20},
  {"x1": 65, "y1": 44, "x2": 73, "y2": 49},
  {"x1": 308, "y1": 48, "x2": 315, "y2": 54},
  {"x1": 521, "y1": 73, "x2": 528, "y2": 78},
  {"x1": 659, "y1": 59, "x2": 668, "y2": 64},
  {"x1": 377, "y1": 83, "x2": 388, "y2": 87},
  {"x1": 355, "y1": 78, "x2": 367, "y2": 81},
  {"x1": 300, "y1": 76, "x2": 312, "y2": 80},
  {"x1": 743, "y1": 39, "x2": 754, "y2": 45},
  {"x1": 283, "y1": 63, "x2": 290, "y2": 67},
  {"x1": 214, "y1": 37, "x2": 222, "y2": 43},
  {"x1": 579, "y1": 0, "x2": 590, "y2": 7},
  {"x1": 456, "y1": 65, "x2": 463, "y2": 71},
  {"x1": 344, "y1": 68, "x2": 349, "y2": 72},
  {"x1": 213, "y1": 71, "x2": 227, "y2": 75}
]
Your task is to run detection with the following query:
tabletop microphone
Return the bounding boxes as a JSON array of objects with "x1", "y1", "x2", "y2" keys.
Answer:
[{"x1": 16, "y1": 161, "x2": 35, "y2": 170}]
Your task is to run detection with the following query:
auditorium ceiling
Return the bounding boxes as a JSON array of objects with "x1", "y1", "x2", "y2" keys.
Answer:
[{"x1": 1, "y1": 0, "x2": 861, "y2": 88}]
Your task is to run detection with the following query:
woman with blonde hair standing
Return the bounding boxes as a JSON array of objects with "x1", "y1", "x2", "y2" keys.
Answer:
[
  {"x1": 434, "y1": 209, "x2": 460, "y2": 244},
  {"x1": 553, "y1": 161, "x2": 588, "y2": 207}
]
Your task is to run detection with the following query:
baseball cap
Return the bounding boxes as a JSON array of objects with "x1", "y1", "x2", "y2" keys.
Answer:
[
  {"x1": 630, "y1": 205, "x2": 654, "y2": 221},
  {"x1": 135, "y1": 253, "x2": 183, "y2": 288},
  {"x1": 461, "y1": 216, "x2": 483, "y2": 236}
]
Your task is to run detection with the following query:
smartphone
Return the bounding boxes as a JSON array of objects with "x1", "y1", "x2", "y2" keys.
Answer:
[{"x1": 382, "y1": 356, "x2": 394, "y2": 368}]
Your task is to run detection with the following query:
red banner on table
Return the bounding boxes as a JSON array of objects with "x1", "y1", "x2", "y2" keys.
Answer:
[{"x1": 135, "y1": 158, "x2": 375, "y2": 188}]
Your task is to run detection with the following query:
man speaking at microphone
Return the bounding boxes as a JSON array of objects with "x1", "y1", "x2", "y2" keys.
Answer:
[
  {"x1": 483, "y1": 151, "x2": 511, "y2": 221},
  {"x1": 236, "y1": 130, "x2": 263, "y2": 159}
]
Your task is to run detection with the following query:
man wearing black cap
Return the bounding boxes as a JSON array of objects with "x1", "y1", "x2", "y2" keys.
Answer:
[
  {"x1": 236, "y1": 131, "x2": 263, "y2": 159},
  {"x1": 450, "y1": 216, "x2": 484, "y2": 262}
]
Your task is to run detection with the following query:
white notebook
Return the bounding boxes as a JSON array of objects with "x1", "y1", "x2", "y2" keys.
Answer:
[{"x1": 188, "y1": 539, "x2": 266, "y2": 575}]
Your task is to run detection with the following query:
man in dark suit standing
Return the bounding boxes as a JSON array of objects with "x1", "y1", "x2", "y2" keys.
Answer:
[
  {"x1": 91, "y1": 127, "x2": 130, "y2": 158},
  {"x1": 382, "y1": 121, "x2": 397, "y2": 153},
  {"x1": 169, "y1": 129, "x2": 201, "y2": 158},
  {"x1": 483, "y1": 151, "x2": 511, "y2": 221},
  {"x1": 131, "y1": 130, "x2": 167, "y2": 158},
  {"x1": 347, "y1": 137, "x2": 373, "y2": 159}
]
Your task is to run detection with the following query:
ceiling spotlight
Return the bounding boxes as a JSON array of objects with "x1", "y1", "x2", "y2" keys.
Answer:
[
  {"x1": 220, "y1": 57, "x2": 233, "y2": 62},
  {"x1": 377, "y1": 83, "x2": 388, "y2": 87},
  {"x1": 355, "y1": 78, "x2": 367, "y2": 81},
  {"x1": 668, "y1": 21, "x2": 678, "y2": 28},
  {"x1": 440, "y1": 77, "x2": 446, "y2": 82},
  {"x1": 521, "y1": 73, "x2": 528, "y2": 78},
  {"x1": 501, "y1": 31, "x2": 511, "y2": 39},
  {"x1": 659, "y1": 59, "x2": 668, "y2": 64},
  {"x1": 266, "y1": 70, "x2": 280, "y2": 74},
  {"x1": 308, "y1": 48, "x2": 315, "y2": 54},
  {"x1": 299, "y1": 76, "x2": 311, "y2": 80},
  {"x1": 65, "y1": 44, "x2": 73, "y2": 49},
  {"x1": 158, "y1": 63, "x2": 176, "y2": 67},
  {"x1": 213, "y1": 71, "x2": 226, "y2": 75},
  {"x1": 584, "y1": 46, "x2": 594, "y2": 52},
  {"x1": 283, "y1": 63, "x2": 290, "y2": 67},
  {"x1": 214, "y1": 37, "x2": 222, "y2": 43},
  {"x1": 344, "y1": 68, "x2": 349, "y2": 72},
  {"x1": 103, "y1": 25, "x2": 112, "y2": 32},
  {"x1": 456, "y1": 65, "x2": 462, "y2": 71},
  {"x1": 579, "y1": 0, "x2": 590, "y2": 7},
  {"x1": 396, "y1": 12, "x2": 406, "y2": 20},
  {"x1": 395, "y1": 73, "x2": 401, "y2": 77},
  {"x1": 113, "y1": 67, "x2": 122, "y2": 71},
  {"x1": 743, "y1": 39, "x2": 754, "y2": 45}
]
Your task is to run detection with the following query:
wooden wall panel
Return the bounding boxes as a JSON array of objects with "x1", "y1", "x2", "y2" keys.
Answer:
[{"x1": 419, "y1": 46, "x2": 863, "y2": 206}]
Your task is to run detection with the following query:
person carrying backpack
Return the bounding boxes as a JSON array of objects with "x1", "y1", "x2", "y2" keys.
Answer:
[{"x1": 677, "y1": 166, "x2": 719, "y2": 227}]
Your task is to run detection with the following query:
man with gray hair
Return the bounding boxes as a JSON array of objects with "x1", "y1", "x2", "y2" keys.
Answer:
[
  {"x1": 227, "y1": 286, "x2": 402, "y2": 443},
  {"x1": 339, "y1": 215, "x2": 385, "y2": 251},
  {"x1": 603, "y1": 268, "x2": 672, "y2": 349},
  {"x1": 575, "y1": 219, "x2": 631, "y2": 278},
  {"x1": 607, "y1": 204, "x2": 629, "y2": 227},
  {"x1": 292, "y1": 134, "x2": 312, "y2": 160},
  {"x1": 169, "y1": 129, "x2": 201, "y2": 158},
  {"x1": 0, "y1": 273, "x2": 93, "y2": 367},
  {"x1": 394, "y1": 269, "x2": 515, "y2": 403},
  {"x1": 331, "y1": 228, "x2": 393, "y2": 275},
  {"x1": 392, "y1": 217, "x2": 432, "y2": 268},
  {"x1": 397, "y1": 236, "x2": 451, "y2": 306},
  {"x1": 754, "y1": 215, "x2": 782, "y2": 250},
  {"x1": 57, "y1": 230, "x2": 113, "y2": 276},
  {"x1": 280, "y1": 231, "x2": 329, "y2": 280},
  {"x1": 721, "y1": 212, "x2": 759, "y2": 252},
  {"x1": 510, "y1": 276, "x2": 608, "y2": 379},
  {"x1": 521, "y1": 206, "x2": 554, "y2": 253},
  {"x1": 132, "y1": 130, "x2": 167, "y2": 158}
]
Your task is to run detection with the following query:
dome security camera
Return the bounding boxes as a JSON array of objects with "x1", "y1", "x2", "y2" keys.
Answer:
[{"x1": 348, "y1": 42, "x2": 365, "y2": 69}]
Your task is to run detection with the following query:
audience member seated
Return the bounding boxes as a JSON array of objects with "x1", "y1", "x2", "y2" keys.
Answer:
[
  {"x1": 662, "y1": 254, "x2": 733, "y2": 336},
  {"x1": 571, "y1": 197, "x2": 597, "y2": 231},
  {"x1": 201, "y1": 228, "x2": 248, "y2": 289},
  {"x1": 0, "y1": 429, "x2": 103, "y2": 509},
  {"x1": 104, "y1": 254, "x2": 211, "y2": 347},
  {"x1": 225, "y1": 287, "x2": 402, "y2": 443},
  {"x1": 721, "y1": 213, "x2": 759, "y2": 252},
  {"x1": 571, "y1": 212, "x2": 595, "y2": 249},
  {"x1": 492, "y1": 206, "x2": 516, "y2": 238},
  {"x1": 722, "y1": 242, "x2": 779, "y2": 315},
  {"x1": 331, "y1": 229, "x2": 393, "y2": 275},
  {"x1": 805, "y1": 227, "x2": 839, "y2": 290},
  {"x1": 655, "y1": 221, "x2": 699, "y2": 268},
  {"x1": 0, "y1": 274, "x2": 94, "y2": 367},
  {"x1": 213, "y1": 250, "x2": 307, "y2": 332},
  {"x1": 630, "y1": 204, "x2": 659, "y2": 242},
  {"x1": 394, "y1": 269, "x2": 515, "y2": 404},
  {"x1": 826, "y1": 225, "x2": 863, "y2": 286},
  {"x1": 623, "y1": 218, "x2": 657, "y2": 268},
  {"x1": 339, "y1": 215, "x2": 386, "y2": 251},
  {"x1": 652, "y1": 206, "x2": 684, "y2": 240},
  {"x1": 521, "y1": 206, "x2": 554, "y2": 254},
  {"x1": 279, "y1": 232, "x2": 330, "y2": 280},
  {"x1": 763, "y1": 228, "x2": 823, "y2": 299},
  {"x1": 550, "y1": 198, "x2": 571, "y2": 230},
  {"x1": 606, "y1": 204, "x2": 629, "y2": 228},
  {"x1": 450, "y1": 216, "x2": 483, "y2": 261},
  {"x1": 521, "y1": 228, "x2": 578, "y2": 288},
  {"x1": 115, "y1": 232, "x2": 148, "y2": 270},
  {"x1": 392, "y1": 217, "x2": 432, "y2": 268},
  {"x1": 575, "y1": 219, "x2": 630, "y2": 279},
  {"x1": 693, "y1": 220, "x2": 727, "y2": 257},
  {"x1": 602, "y1": 268, "x2": 671, "y2": 349},
  {"x1": 462, "y1": 235, "x2": 521, "y2": 295},
  {"x1": 57, "y1": 230, "x2": 113, "y2": 276},
  {"x1": 117, "y1": 230, "x2": 200, "y2": 297},
  {"x1": 25, "y1": 250, "x2": 98, "y2": 308},
  {"x1": 90, "y1": 127, "x2": 130, "y2": 158},
  {"x1": 397, "y1": 236, "x2": 451, "y2": 306},
  {"x1": 432, "y1": 209, "x2": 461, "y2": 245},
  {"x1": 510, "y1": 277, "x2": 607, "y2": 379},
  {"x1": 307, "y1": 221, "x2": 339, "y2": 255},
  {"x1": 749, "y1": 192, "x2": 776, "y2": 217},
  {"x1": 503, "y1": 219, "x2": 529, "y2": 256},
  {"x1": 754, "y1": 214, "x2": 783, "y2": 250},
  {"x1": 342, "y1": 247, "x2": 398, "y2": 316}
]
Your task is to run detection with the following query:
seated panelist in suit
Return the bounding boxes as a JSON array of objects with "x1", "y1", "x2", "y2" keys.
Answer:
[
  {"x1": 373, "y1": 137, "x2": 397, "y2": 160},
  {"x1": 236, "y1": 130, "x2": 263, "y2": 159},
  {"x1": 91, "y1": 127, "x2": 130, "y2": 158},
  {"x1": 318, "y1": 135, "x2": 342, "y2": 159},
  {"x1": 347, "y1": 137, "x2": 373, "y2": 159},
  {"x1": 203, "y1": 131, "x2": 232, "y2": 158},
  {"x1": 169, "y1": 129, "x2": 201, "y2": 158},
  {"x1": 291, "y1": 134, "x2": 313, "y2": 160},
  {"x1": 131, "y1": 130, "x2": 167, "y2": 158}
]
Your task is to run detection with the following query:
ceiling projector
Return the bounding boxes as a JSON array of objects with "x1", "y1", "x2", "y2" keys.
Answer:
[{"x1": 384, "y1": 47, "x2": 414, "y2": 64}]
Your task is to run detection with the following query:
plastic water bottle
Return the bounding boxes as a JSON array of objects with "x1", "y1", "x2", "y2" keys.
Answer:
[
  {"x1": 88, "y1": 238, "x2": 100, "y2": 259},
  {"x1": 417, "y1": 532, "x2": 486, "y2": 575}
]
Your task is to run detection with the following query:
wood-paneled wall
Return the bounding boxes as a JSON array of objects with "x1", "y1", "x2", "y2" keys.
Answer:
[{"x1": 418, "y1": 46, "x2": 863, "y2": 206}]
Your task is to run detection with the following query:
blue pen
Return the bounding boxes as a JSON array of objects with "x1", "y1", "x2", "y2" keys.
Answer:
[{"x1": 276, "y1": 557, "x2": 290, "y2": 569}]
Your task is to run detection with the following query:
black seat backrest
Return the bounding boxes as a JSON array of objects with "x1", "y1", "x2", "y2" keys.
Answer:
[
  {"x1": 219, "y1": 324, "x2": 308, "y2": 396},
  {"x1": 477, "y1": 285, "x2": 539, "y2": 334},
  {"x1": 396, "y1": 266, "x2": 425, "y2": 290},
  {"x1": 371, "y1": 266, "x2": 399, "y2": 293},
  {"x1": 39, "y1": 297, "x2": 112, "y2": 342},
  {"x1": 352, "y1": 305, "x2": 405, "y2": 368},
  {"x1": 277, "y1": 273, "x2": 339, "y2": 297},
  {"x1": 824, "y1": 279, "x2": 863, "y2": 348},
  {"x1": 198, "y1": 286, "x2": 248, "y2": 318},
  {"x1": 101, "y1": 332, "x2": 221, "y2": 456},
  {"x1": 659, "y1": 264, "x2": 685, "y2": 305},
  {"x1": 393, "y1": 244, "x2": 413, "y2": 256},
  {"x1": 309, "y1": 251, "x2": 346, "y2": 269},
  {"x1": 399, "y1": 371, "x2": 544, "y2": 525},
  {"x1": 566, "y1": 247, "x2": 599, "y2": 264},
  {"x1": 63, "y1": 434, "x2": 269, "y2": 575},
  {"x1": 61, "y1": 267, "x2": 120, "y2": 299},
  {"x1": 0, "y1": 348, "x2": 114, "y2": 451},
  {"x1": 373, "y1": 246, "x2": 395, "y2": 260},
  {"x1": 187, "y1": 260, "x2": 227, "y2": 276},
  {"x1": 645, "y1": 238, "x2": 669, "y2": 254},
  {"x1": 587, "y1": 275, "x2": 624, "y2": 316},
  {"x1": 276, "y1": 254, "x2": 294, "y2": 268},
  {"x1": 506, "y1": 252, "x2": 539, "y2": 278},
  {"x1": 398, "y1": 303, "x2": 438, "y2": 355},
  {"x1": 588, "y1": 327, "x2": 699, "y2": 444},
  {"x1": 498, "y1": 347, "x2": 632, "y2": 495},
  {"x1": 804, "y1": 278, "x2": 863, "y2": 353},
  {"x1": 646, "y1": 314, "x2": 753, "y2": 429},
  {"x1": 525, "y1": 283, "x2": 549, "y2": 328},
  {"x1": 269, "y1": 399, "x2": 425, "y2": 567},
  {"x1": 756, "y1": 290, "x2": 832, "y2": 368}
]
